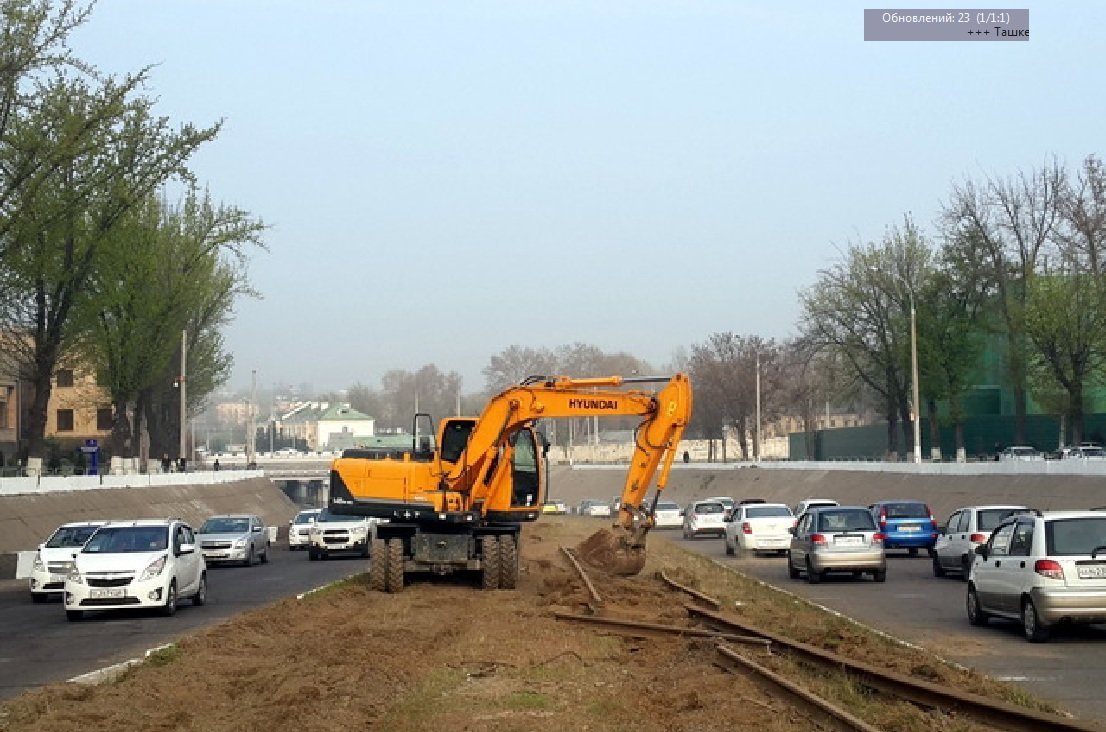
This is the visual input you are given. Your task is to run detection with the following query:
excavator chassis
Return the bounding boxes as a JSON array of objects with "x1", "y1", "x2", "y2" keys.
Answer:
[{"x1": 368, "y1": 520, "x2": 521, "y2": 593}]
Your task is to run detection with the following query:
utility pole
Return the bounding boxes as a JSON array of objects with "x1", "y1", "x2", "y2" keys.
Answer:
[
  {"x1": 179, "y1": 330, "x2": 187, "y2": 462},
  {"x1": 755, "y1": 351, "x2": 761, "y2": 461},
  {"x1": 269, "y1": 382, "x2": 275, "y2": 454},
  {"x1": 908, "y1": 289, "x2": 922, "y2": 464},
  {"x1": 247, "y1": 370, "x2": 257, "y2": 464}
]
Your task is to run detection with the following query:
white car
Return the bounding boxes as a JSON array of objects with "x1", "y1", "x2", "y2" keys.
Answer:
[
  {"x1": 793, "y1": 498, "x2": 839, "y2": 519},
  {"x1": 578, "y1": 500, "x2": 612, "y2": 518},
  {"x1": 64, "y1": 518, "x2": 207, "y2": 621},
  {"x1": 308, "y1": 510, "x2": 375, "y2": 559},
  {"x1": 288, "y1": 508, "x2": 323, "y2": 550},
  {"x1": 724, "y1": 503, "x2": 795, "y2": 556},
  {"x1": 933, "y1": 504, "x2": 1029, "y2": 578},
  {"x1": 29, "y1": 521, "x2": 108, "y2": 603},
  {"x1": 999, "y1": 446, "x2": 1043, "y2": 461},
  {"x1": 651, "y1": 500, "x2": 683, "y2": 529},
  {"x1": 682, "y1": 500, "x2": 726, "y2": 539}
]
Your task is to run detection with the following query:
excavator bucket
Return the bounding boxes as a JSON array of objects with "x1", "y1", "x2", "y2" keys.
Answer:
[{"x1": 575, "y1": 528, "x2": 647, "y2": 576}]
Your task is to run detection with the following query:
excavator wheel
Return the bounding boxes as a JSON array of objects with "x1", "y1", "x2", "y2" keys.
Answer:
[
  {"x1": 385, "y1": 538, "x2": 405, "y2": 593},
  {"x1": 575, "y1": 528, "x2": 647, "y2": 576},
  {"x1": 368, "y1": 539, "x2": 387, "y2": 591},
  {"x1": 499, "y1": 534, "x2": 519, "y2": 590},
  {"x1": 480, "y1": 535, "x2": 501, "y2": 590}
]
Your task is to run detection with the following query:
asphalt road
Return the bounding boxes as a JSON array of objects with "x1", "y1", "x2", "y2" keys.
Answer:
[
  {"x1": 669, "y1": 529, "x2": 1106, "y2": 724},
  {"x1": 0, "y1": 545, "x2": 369, "y2": 701}
]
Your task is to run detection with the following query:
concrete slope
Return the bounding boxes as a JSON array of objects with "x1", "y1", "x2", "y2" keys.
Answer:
[
  {"x1": 0, "y1": 477, "x2": 298, "y2": 555},
  {"x1": 547, "y1": 465, "x2": 1106, "y2": 520}
]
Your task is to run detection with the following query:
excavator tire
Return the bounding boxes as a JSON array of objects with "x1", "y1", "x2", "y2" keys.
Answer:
[
  {"x1": 368, "y1": 539, "x2": 387, "y2": 591},
  {"x1": 499, "y1": 534, "x2": 519, "y2": 590},
  {"x1": 385, "y1": 538, "x2": 404, "y2": 593},
  {"x1": 480, "y1": 535, "x2": 501, "y2": 590},
  {"x1": 575, "y1": 528, "x2": 647, "y2": 576}
]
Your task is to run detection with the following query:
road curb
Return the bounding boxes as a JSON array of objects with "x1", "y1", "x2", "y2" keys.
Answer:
[{"x1": 68, "y1": 643, "x2": 174, "y2": 686}]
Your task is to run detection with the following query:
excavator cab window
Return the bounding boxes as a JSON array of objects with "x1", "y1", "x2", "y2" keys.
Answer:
[
  {"x1": 412, "y1": 413, "x2": 436, "y2": 462},
  {"x1": 509, "y1": 429, "x2": 541, "y2": 508},
  {"x1": 439, "y1": 419, "x2": 476, "y2": 464}
]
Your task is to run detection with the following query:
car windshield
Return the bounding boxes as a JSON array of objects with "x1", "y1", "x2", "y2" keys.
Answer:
[
  {"x1": 294, "y1": 512, "x2": 319, "y2": 524},
  {"x1": 977, "y1": 508, "x2": 1026, "y2": 531},
  {"x1": 317, "y1": 511, "x2": 358, "y2": 523},
  {"x1": 1046, "y1": 517, "x2": 1106, "y2": 556},
  {"x1": 200, "y1": 517, "x2": 250, "y2": 534},
  {"x1": 880, "y1": 502, "x2": 929, "y2": 519},
  {"x1": 1081, "y1": 447, "x2": 1105, "y2": 457},
  {"x1": 83, "y1": 526, "x2": 169, "y2": 553},
  {"x1": 746, "y1": 506, "x2": 792, "y2": 518},
  {"x1": 1007, "y1": 447, "x2": 1036, "y2": 456},
  {"x1": 45, "y1": 525, "x2": 100, "y2": 548},
  {"x1": 694, "y1": 502, "x2": 725, "y2": 514},
  {"x1": 655, "y1": 502, "x2": 680, "y2": 511},
  {"x1": 817, "y1": 510, "x2": 876, "y2": 532}
]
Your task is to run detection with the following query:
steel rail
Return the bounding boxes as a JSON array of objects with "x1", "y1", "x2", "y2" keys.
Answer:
[
  {"x1": 656, "y1": 569, "x2": 722, "y2": 609},
  {"x1": 715, "y1": 644, "x2": 883, "y2": 732},
  {"x1": 686, "y1": 605, "x2": 1106, "y2": 732},
  {"x1": 560, "y1": 545, "x2": 603, "y2": 608},
  {"x1": 553, "y1": 611, "x2": 771, "y2": 648}
]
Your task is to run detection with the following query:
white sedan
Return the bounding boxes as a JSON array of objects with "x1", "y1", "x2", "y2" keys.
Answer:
[
  {"x1": 724, "y1": 502, "x2": 796, "y2": 556},
  {"x1": 651, "y1": 500, "x2": 683, "y2": 529}
]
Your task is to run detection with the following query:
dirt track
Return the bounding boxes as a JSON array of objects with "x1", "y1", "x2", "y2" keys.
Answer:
[{"x1": 0, "y1": 516, "x2": 1067, "y2": 732}]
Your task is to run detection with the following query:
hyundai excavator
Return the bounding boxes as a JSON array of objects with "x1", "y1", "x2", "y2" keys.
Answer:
[{"x1": 328, "y1": 373, "x2": 692, "y2": 592}]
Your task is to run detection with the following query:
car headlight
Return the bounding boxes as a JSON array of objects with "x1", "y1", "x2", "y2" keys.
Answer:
[
  {"x1": 67, "y1": 567, "x2": 84, "y2": 584},
  {"x1": 32, "y1": 553, "x2": 44, "y2": 572},
  {"x1": 351, "y1": 526, "x2": 368, "y2": 535},
  {"x1": 234, "y1": 537, "x2": 248, "y2": 548},
  {"x1": 139, "y1": 555, "x2": 167, "y2": 581}
]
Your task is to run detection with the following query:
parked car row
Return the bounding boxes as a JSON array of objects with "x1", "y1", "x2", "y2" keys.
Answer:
[
  {"x1": 28, "y1": 513, "x2": 273, "y2": 621},
  {"x1": 999, "y1": 442, "x2": 1106, "y2": 461}
]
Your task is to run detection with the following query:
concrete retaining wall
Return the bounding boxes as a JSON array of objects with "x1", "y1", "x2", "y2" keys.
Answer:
[
  {"x1": 548, "y1": 464, "x2": 1106, "y2": 523},
  {"x1": 0, "y1": 476, "x2": 299, "y2": 578}
]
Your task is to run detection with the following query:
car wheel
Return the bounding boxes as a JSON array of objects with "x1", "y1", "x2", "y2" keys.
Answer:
[
  {"x1": 368, "y1": 539, "x2": 387, "y2": 591},
  {"x1": 192, "y1": 573, "x2": 207, "y2": 606},
  {"x1": 244, "y1": 547, "x2": 255, "y2": 567},
  {"x1": 873, "y1": 568, "x2": 887, "y2": 583},
  {"x1": 960, "y1": 555, "x2": 972, "y2": 580},
  {"x1": 787, "y1": 552, "x2": 800, "y2": 579},
  {"x1": 260, "y1": 544, "x2": 270, "y2": 564},
  {"x1": 908, "y1": 547, "x2": 919, "y2": 557},
  {"x1": 724, "y1": 539, "x2": 735, "y2": 556},
  {"x1": 31, "y1": 593, "x2": 47, "y2": 604},
  {"x1": 160, "y1": 581, "x2": 178, "y2": 617},
  {"x1": 932, "y1": 554, "x2": 946, "y2": 578},
  {"x1": 1022, "y1": 597, "x2": 1051, "y2": 642},
  {"x1": 66, "y1": 610, "x2": 83, "y2": 622},
  {"x1": 805, "y1": 558, "x2": 821, "y2": 584},
  {"x1": 966, "y1": 585, "x2": 989, "y2": 626},
  {"x1": 308, "y1": 548, "x2": 319, "y2": 561}
]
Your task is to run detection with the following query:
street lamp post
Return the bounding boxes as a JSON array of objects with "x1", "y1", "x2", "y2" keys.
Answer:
[{"x1": 907, "y1": 289, "x2": 922, "y2": 464}]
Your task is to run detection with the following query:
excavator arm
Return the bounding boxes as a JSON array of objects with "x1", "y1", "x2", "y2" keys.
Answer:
[{"x1": 440, "y1": 373, "x2": 693, "y2": 573}]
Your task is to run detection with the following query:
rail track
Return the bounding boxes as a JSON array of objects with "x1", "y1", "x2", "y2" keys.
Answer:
[{"x1": 556, "y1": 545, "x2": 1106, "y2": 732}]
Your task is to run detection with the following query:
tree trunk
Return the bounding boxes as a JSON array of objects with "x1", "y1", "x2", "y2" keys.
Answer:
[
  {"x1": 885, "y1": 407, "x2": 899, "y2": 459},
  {"x1": 1070, "y1": 382, "x2": 1085, "y2": 445},
  {"x1": 927, "y1": 397, "x2": 942, "y2": 461},
  {"x1": 110, "y1": 396, "x2": 133, "y2": 458},
  {"x1": 25, "y1": 370, "x2": 53, "y2": 459}
]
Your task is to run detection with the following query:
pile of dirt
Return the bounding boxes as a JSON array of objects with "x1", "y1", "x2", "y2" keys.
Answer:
[{"x1": 0, "y1": 518, "x2": 1061, "y2": 732}]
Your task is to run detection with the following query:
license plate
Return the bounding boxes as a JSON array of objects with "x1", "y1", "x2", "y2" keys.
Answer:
[
  {"x1": 899, "y1": 525, "x2": 920, "y2": 532},
  {"x1": 1078, "y1": 565, "x2": 1106, "y2": 579},
  {"x1": 834, "y1": 535, "x2": 864, "y2": 546},
  {"x1": 90, "y1": 588, "x2": 125, "y2": 599}
]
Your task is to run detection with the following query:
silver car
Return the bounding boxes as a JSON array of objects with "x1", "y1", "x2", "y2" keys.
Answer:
[
  {"x1": 968, "y1": 510, "x2": 1106, "y2": 642},
  {"x1": 196, "y1": 514, "x2": 270, "y2": 566},
  {"x1": 788, "y1": 506, "x2": 886, "y2": 583},
  {"x1": 933, "y1": 504, "x2": 1028, "y2": 578}
]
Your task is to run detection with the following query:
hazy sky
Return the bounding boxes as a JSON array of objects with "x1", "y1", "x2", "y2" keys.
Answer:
[{"x1": 68, "y1": 2, "x2": 1103, "y2": 394}]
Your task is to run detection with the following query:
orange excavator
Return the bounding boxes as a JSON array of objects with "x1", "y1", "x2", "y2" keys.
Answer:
[{"x1": 328, "y1": 373, "x2": 692, "y2": 592}]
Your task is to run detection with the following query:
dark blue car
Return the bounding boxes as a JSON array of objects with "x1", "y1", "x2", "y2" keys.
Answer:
[{"x1": 868, "y1": 500, "x2": 937, "y2": 555}]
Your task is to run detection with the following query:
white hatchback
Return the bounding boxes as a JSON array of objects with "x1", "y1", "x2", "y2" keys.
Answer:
[
  {"x1": 682, "y1": 500, "x2": 726, "y2": 539},
  {"x1": 724, "y1": 503, "x2": 795, "y2": 556},
  {"x1": 29, "y1": 521, "x2": 108, "y2": 603},
  {"x1": 64, "y1": 519, "x2": 207, "y2": 621},
  {"x1": 651, "y1": 500, "x2": 683, "y2": 529}
]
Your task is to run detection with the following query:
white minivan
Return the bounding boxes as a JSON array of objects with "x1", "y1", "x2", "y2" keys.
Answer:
[{"x1": 29, "y1": 521, "x2": 108, "y2": 603}]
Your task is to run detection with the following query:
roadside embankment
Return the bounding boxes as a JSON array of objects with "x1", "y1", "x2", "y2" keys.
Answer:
[
  {"x1": 0, "y1": 477, "x2": 298, "y2": 578},
  {"x1": 548, "y1": 464, "x2": 1106, "y2": 519}
]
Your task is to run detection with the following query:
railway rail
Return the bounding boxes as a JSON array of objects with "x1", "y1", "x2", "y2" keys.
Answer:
[{"x1": 557, "y1": 545, "x2": 1106, "y2": 732}]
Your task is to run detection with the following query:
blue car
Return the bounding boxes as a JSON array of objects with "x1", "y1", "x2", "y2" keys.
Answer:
[{"x1": 868, "y1": 500, "x2": 938, "y2": 556}]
